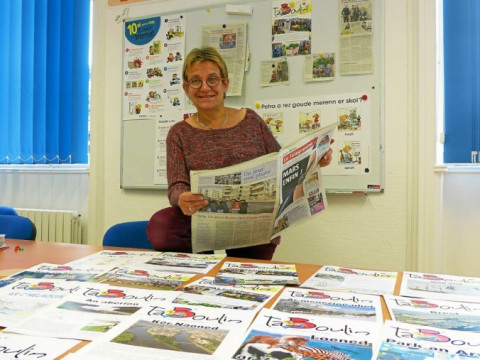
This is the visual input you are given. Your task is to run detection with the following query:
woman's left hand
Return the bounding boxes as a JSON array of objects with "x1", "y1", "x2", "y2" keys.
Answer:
[{"x1": 318, "y1": 138, "x2": 335, "y2": 167}]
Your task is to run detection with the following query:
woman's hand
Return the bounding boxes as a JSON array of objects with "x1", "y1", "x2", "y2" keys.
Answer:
[
  {"x1": 318, "y1": 138, "x2": 335, "y2": 167},
  {"x1": 178, "y1": 192, "x2": 209, "y2": 215}
]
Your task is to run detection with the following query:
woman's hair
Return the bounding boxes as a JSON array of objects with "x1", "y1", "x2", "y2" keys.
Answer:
[{"x1": 182, "y1": 46, "x2": 228, "y2": 82}]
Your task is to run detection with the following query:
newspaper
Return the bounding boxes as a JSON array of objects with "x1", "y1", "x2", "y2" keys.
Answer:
[
  {"x1": 66, "y1": 305, "x2": 256, "y2": 360},
  {"x1": 0, "y1": 332, "x2": 81, "y2": 360},
  {"x1": 0, "y1": 263, "x2": 111, "y2": 288},
  {"x1": 384, "y1": 295, "x2": 480, "y2": 332},
  {"x1": 66, "y1": 250, "x2": 160, "y2": 268},
  {"x1": 92, "y1": 266, "x2": 198, "y2": 291},
  {"x1": 231, "y1": 308, "x2": 378, "y2": 360},
  {"x1": 3, "y1": 284, "x2": 180, "y2": 341},
  {"x1": 215, "y1": 261, "x2": 300, "y2": 286},
  {"x1": 142, "y1": 252, "x2": 226, "y2": 274},
  {"x1": 373, "y1": 320, "x2": 480, "y2": 359},
  {"x1": 172, "y1": 276, "x2": 283, "y2": 312},
  {"x1": 0, "y1": 278, "x2": 84, "y2": 328},
  {"x1": 270, "y1": 286, "x2": 383, "y2": 324},
  {"x1": 190, "y1": 122, "x2": 336, "y2": 253},
  {"x1": 400, "y1": 271, "x2": 480, "y2": 303},
  {"x1": 301, "y1": 264, "x2": 398, "y2": 295}
]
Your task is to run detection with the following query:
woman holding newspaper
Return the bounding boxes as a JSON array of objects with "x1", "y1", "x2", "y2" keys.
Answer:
[{"x1": 147, "y1": 46, "x2": 333, "y2": 259}]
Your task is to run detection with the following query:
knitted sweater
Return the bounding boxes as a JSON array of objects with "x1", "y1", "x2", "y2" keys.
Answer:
[{"x1": 166, "y1": 108, "x2": 281, "y2": 206}]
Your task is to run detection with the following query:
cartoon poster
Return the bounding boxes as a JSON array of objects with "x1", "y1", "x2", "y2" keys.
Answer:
[{"x1": 123, "y1": 14, "x2": 186, "y2": 119}]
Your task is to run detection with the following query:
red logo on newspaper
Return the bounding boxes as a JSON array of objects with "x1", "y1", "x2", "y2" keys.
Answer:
[
  {"x1": 97, "y1": 289, "x2": 126, "y2": 298},
  {"x1": 163, "y1": 307, "x2": 195, "y2": 318},
  {"x1": 282, "y1": 317, "x2": 316, "y2": 329},
  {"x1": 283, "y1": 139, "x2": 317, "y2": 164},
  {"x1": 27, "y1": 282, "x2": 55, "y2": 290}
]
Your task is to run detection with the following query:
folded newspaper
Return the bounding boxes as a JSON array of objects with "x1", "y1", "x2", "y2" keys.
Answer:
[{"x1": 190, "y1": 122, "x2": 336, "y2": 253}]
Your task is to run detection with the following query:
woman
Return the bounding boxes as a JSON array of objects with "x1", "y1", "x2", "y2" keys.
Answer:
[{"x1": 147, "y1": 46, "x2": 333, "y2": 260}]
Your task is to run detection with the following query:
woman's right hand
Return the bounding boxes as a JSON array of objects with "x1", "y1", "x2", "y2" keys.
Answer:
[{"x1": 178, "y1": 191, "x2": 209, "y2": 215}]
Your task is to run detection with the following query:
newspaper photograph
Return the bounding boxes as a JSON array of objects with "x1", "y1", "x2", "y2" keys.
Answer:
[
  {"x1": 271, "y1": 286, "x2": 383, "y2": 324},
  {"x1": 66, "y1": 250, "x2": 160, "y2": 269},
  {"x1": 189, "y1": 123, "x2": 336, "y2": 253},
  {"x1": 231, "y1": 308, "x2": 378, "y2": 360},
  {"x1": 143, "y1": 252, "x2": 226, "y2": 274},
  {"x1": 68, "y1": 305, "x2": 256, "y2": 360},
  {"x1": 301, "y1": 264, "x2": 398, "y2": 295},
  {"x1": 400, "y1": 271, "x2": 480, "y2": 303},
  {"x1": 374, "y1": 320, "x2": 480, "y2": 359},
  {"x1": 384, "y1": 295, "x2": 480, "y2": 332},
  {"x1": 304, "y1": 52, "x2": 335, "y2": 82}
]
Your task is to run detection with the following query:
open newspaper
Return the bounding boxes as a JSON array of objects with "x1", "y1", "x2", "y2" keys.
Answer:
[{"x1": 190, "y1": 122, "x2": 336, "y2": 253}]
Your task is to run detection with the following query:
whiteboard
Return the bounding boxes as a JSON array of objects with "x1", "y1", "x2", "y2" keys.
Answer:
[{"x1": 121, "y1": 0, "x2": 384, "y2": 193}]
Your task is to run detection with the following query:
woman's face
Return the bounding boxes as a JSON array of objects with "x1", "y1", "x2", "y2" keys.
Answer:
[{"x1": 183, "y1": 60, "x2": 229, "y2": 111}]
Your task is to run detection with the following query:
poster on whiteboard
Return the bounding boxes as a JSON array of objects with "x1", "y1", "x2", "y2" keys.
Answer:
[
  {"x1": 123, "y1": 14, "x2": 186, "y2": 119},
  {"x1": 253, "y1": 92, "x2": 371, "y2": 176}
]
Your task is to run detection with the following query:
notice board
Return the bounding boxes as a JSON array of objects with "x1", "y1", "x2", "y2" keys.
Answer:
[{"x1": 120, "y1": 0, "x2": 384, "y2": 193}]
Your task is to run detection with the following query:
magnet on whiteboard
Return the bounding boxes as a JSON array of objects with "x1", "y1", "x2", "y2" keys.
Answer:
[{"x1": 225, "y1": 5, "x2": 253, "y2": 15}]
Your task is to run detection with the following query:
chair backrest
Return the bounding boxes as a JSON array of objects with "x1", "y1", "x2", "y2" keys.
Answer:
[
  {"x1": 102, "y1": 221, "x2": 154, "y2": 250},
  {"x1": 0, "y1": 215, "x2": 37, "y2": 240},
  {"x1": 0, "y1": 206, "x2": 19, "y2": 216}
]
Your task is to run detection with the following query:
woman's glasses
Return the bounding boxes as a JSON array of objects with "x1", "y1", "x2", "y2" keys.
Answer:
[{"x1": 186, "y1": 75, "x2": 223, "y2": 89}]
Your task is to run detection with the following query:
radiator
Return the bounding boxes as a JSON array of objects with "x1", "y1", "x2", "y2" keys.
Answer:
[{"x1": 17, "y1": 209, "x2": 82, "y2": 244}]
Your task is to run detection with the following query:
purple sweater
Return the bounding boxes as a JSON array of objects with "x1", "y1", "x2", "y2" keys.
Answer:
[{"x1": 166, "y1": 108, "x2": 281, "y2": 206}]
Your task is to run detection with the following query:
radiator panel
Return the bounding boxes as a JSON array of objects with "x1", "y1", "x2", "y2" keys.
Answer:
[{"x1": 17, "y1": 209, "x2": 82, "y2": 244}]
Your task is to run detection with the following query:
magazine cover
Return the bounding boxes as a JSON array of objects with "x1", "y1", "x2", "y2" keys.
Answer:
[
  {"x1": 172, "y1": 276, "x2": 283, "y2": 311},
  {"x1": 66, "y1": 305, "x2": 256, "y2": 360},
  {"x1": 92, "y1": 266, "x2": 198, "y2": 290},
  {"x1": 301, "y1": 265, "x2": 398, "y2": 295},
  {"x1": 400, "y1": 271, "x2": 480, "y2": 303},
  {"x1": 271, "y1": 286, "x2": 383, "y2": 324},
  {"x1": 215, "y1": 261, "x2": 300, "y2": 285},
  {"x1": 143, "y1": 252, "x2": 226, "y2": 274},
  {"x1": 384, "y1": 295, "x2": 480, "y2": 332},
  {"x1": 0, "y1": 278, "x2": 84, "y2": 328},
  {"x1": 231, "y1": 308, "x2": 378, "y2": 360},
  {"x1": 4, "y1": 284, "x2": 180, "y2": 341},
  {"x1": 374, "y1": 320, "x2": 480, "y2": 359}
]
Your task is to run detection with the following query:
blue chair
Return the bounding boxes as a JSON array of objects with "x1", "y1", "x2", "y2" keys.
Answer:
[
  {"x1": 102, "y1": 221, "x2": 154, "y2": 250},
  {"x1": 0, "y1": 215, "x2": 37, "y2": 240},
  {"x1": 0, "y1": 206, "x2": 18, "y2": 216}
]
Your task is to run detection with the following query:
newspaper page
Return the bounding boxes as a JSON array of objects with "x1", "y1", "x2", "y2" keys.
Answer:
[
  {"x1": 172, "y1": 276, "x2": 283, "y2": 312},
  {"x1": 214, "y1": 261, "x2": 300, "y2": 286},
  {"x1": 260, "y1": 57, "x2": 289, "y2": 86},
  {"x1": 66, "y1": 250, "x2": 160, "y2": 268},
  {"x1": 190, "y1": 122, "x2": 335, "y2": 253},
  {"x1": 67, "y1": 305, "x2": 256, "y2": 360},
  {"x1": 0, "y1": 333, "x2": 81, "y2": 360},
  {"x1": 271, "y1": 0, "x2": 312, "y2": 57},
  {"x1": 231, "y1": 308, "x2": 378, "y2": 360},
  {"x1": 400, "y1": 271, "x2": 480, "y2": 303},
  {"x1": 4, "y1": 284, "x2": 180, "y2": 341},
  {"x1": 92, "y1": 266, "x2": 198, "y2": 291},
  {"x1": 0, "y1": 263, "x2": 111, "y2": 288},
  {"x1": 301, "y1": 264, "x2": 398, "y2": 295},
  {"x1": 273, "y1": 122, "x2": 336, "y2": 235},
  {"x1": 339, "y1": 0, "x2": 374, "y2": 75},
  {"x1": 190, "y1": 152, "x2": 279, "y2": 253},
  {"x1": 142, "y1": 252, "x2": 226, "y2": 274},
  {"x1": 201, "y1": 22, "x2": 247, "y2": 96},
  {"x1": 0, "y1": 278, "x2": 84, "y2": 328},
  {"x1": 271, "y1": 286, "x2": 383, "y2": 324},
  {"x1": 373, "y1": 320, "x2": 480, "y2": 359},
  {"x1": 384, "y1": 295, "x2": 480, "y2": 332}
]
